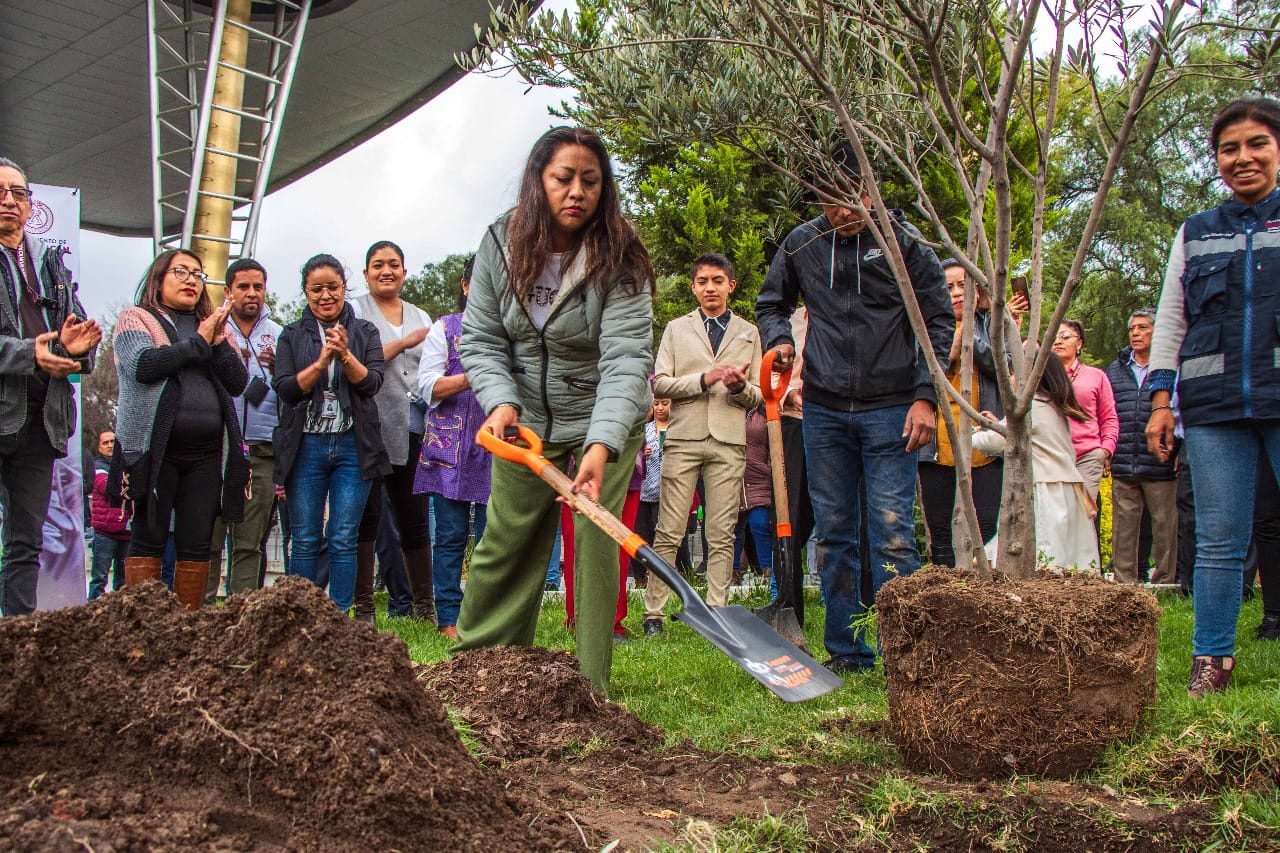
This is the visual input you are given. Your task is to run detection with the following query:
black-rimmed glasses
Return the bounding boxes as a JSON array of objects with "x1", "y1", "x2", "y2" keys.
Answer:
[{"x1": 168, "y1": 266, "x2": 209, "y2": 284}]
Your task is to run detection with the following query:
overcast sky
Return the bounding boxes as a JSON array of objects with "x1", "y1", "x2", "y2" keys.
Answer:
[{"x1": 76, "y1": 2, "x2": 576, "y2": 321}]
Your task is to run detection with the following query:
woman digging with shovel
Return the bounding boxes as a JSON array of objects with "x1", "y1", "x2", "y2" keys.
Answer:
[{"x1": 452, "y1": 126, "x2": 654, "y2": 695}]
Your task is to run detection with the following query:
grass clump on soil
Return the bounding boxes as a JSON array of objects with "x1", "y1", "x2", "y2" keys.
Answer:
[{"x1": 390, "y1": 583, "x2": 1280, "y2": 851}]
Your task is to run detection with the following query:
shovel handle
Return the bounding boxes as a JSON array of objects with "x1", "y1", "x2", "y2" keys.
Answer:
[
  {"x1": 477, "y1": 425, "x2": 647, "y2": 557},
  {"x1": 759, "y1": 349, "x2": 793, "y2": 421},
  {"x1": 765, "y1": 418, "x2": 791, "y2": 537}
]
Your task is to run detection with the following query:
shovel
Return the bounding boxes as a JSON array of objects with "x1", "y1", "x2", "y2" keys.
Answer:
[
  {"x1": 478, "y1": 425, "x2": 842, "y2": 703},
  {"x1": 751, "y1": 349, "x2": 810, "y2": 653}
]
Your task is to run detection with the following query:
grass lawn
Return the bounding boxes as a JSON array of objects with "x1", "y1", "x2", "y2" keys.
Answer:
[{"x1": 385, "y1": 583, "x2": 1280, "y2": 848}]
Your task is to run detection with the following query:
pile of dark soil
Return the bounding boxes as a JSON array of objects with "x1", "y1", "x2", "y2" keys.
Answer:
[
  {"x1": 0, "y1": 577, "x2": 578, "y2": 851},
  {"x1": 423, "y1": 646, "x2": 662, "y2": 760},
  {"x1": 878, "y1": 567, "x2": 1161, "y2": 779}
]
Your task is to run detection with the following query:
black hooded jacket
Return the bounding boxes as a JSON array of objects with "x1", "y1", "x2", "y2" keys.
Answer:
[{"x1": 755, "y1": 212, "x2": 953, "y2": 412}]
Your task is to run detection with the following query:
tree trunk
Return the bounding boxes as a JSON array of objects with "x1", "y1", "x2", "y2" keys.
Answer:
[{"x1": 995, "y1": 409, "x2": 1036, "y2": 578}]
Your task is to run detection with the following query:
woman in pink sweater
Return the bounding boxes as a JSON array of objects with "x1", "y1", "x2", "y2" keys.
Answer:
[{"x1": 1052, "y1": 319, "x2": 1119, "y2": 502}]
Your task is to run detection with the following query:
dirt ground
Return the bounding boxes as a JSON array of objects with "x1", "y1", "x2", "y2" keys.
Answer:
[{"x1": 0, "y1": 579, "x2": 1249, "y2": 851}]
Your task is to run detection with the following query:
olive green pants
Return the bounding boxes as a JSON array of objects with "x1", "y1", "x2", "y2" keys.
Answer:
[{"x1": 454, "y1": 426, "x2": 643, "y2": 695}]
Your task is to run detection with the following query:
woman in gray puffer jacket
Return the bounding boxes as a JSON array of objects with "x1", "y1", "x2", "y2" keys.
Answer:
[{"x1": 454, "y1": 126, "x2": 654, "y2": 696}]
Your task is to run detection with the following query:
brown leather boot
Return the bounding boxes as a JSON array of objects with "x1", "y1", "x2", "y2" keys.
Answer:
[
  {"x1": 404, "y1": 546, "x2": 437, "y2": 625},
  {"x1": 353, "y1": 541, "x2": 377, "y2": 625},
  {"x1": 123, "y1": 556, "x2": 163, "y2": 587},
  {"x1": 173, "y1": 561, "x2": 210, "y2": 612}
]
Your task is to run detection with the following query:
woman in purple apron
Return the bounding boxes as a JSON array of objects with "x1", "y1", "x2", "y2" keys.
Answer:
[{"x1": 414, "y1": 257, "x2": 490, "y2": 640}]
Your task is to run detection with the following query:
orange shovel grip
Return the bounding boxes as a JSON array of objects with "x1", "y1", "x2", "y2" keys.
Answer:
[
  {"x1": 760, "y1": 349, "x2": 793, "y2": 421},
  {"x1": 476, "y1": 424, "x2": 548, "y2": 473}
]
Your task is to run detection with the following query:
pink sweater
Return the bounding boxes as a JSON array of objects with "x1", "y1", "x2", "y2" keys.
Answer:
[{"x1": 1066, "y1": 362, "x2": 1119, "y2": 459}]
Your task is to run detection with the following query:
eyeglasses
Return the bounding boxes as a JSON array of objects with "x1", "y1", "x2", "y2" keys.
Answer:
[
  {"x1": 305, "y1": 283, "x2": 344, "y2": 296},
  {"x1": 0, "y1": 186, "x2": 32, "y2": 203},
  {"x1": 1055, "y1": 330, "x2": 1079, "y2": 341},
  {"x1": 168, "y1": 266, "x2": 208, "y2": 284}
]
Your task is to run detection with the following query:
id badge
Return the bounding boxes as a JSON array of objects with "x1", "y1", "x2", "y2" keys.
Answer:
[{"x1": 320, "y1": 391, "x2": 339, "y2": 420}]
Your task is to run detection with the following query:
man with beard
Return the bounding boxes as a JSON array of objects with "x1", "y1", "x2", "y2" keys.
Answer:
[{"x1": 207, "y1": 258, "x2": 282, "y2": 602}]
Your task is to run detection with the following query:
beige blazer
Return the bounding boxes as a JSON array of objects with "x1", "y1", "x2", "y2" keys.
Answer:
[{"x1": 654, "y1": 309, "x2": 763, "y2": 445}]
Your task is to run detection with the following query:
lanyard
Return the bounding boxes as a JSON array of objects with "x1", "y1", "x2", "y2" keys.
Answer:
[{"x1": 316, "y1": 320, "x2": 339, "y2": 390}]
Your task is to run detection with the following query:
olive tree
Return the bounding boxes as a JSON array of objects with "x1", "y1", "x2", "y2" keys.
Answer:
[{"x1": 463, "y1": 0, "x2": 1221, "y2": 577}]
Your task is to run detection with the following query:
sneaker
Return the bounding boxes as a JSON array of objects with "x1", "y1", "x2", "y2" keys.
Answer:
[
  {"x1": 825, "y1": 657, "x2": 875, "y2": 677},
  {"x1": 1257, "y1": 614, "x2": 1280, "y2": 640},
  {"x1": 613, "y1": 629, "x2": 630, "y2": 644},
  {"x1": 1187, "y1": 655, "x2": 1234, "y2": 698},
  {"x1": 544, "y1": 582, "x2": 560, "y2": 592},
  {"x1": 643, "y1": 618, "x2": 663, "y2": 637}
]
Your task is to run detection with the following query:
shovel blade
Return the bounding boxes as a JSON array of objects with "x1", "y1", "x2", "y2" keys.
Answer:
[
  {"x1": 751, "y1": 600, "x2": 810, "y2": 655},
  {"x1": 674, "y1": 605, "x2": 843, "y2": 702}
]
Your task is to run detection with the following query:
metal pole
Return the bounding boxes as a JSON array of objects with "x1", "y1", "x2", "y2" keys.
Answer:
[
  {"x1": 190, "y1": 0, "x2": 252, "y2": 299},
  {"x1": 244, "y1": 0, "x2": 312, "y2": 257},
  {"x1": 146, "y1": 0, "x2": 165, "y2": 254}
]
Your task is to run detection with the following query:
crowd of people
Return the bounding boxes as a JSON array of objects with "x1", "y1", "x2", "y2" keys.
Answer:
[{"x1": 1, "y1": 95, "x2": 1279, "y2": 700}]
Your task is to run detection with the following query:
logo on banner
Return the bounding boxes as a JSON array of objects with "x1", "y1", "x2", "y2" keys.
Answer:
[{"x1": 26, "y1": 201, "x2": 55, "y2": 235}]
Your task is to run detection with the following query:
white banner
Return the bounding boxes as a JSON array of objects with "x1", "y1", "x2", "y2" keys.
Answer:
[{"x1": 30, "y1": 183, "x2": 88, "y2": 610}]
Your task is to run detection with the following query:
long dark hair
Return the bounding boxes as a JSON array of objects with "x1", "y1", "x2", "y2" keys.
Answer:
[
  {"x1": 505, "y1": 126, "x2": 653, "y2": 301},
  {"x1": 1038, "y1": 355, "x2": 1090, "y2": 423},
  {"x1": 136, "y1": 248, "x2": 213, "y2": 319}
]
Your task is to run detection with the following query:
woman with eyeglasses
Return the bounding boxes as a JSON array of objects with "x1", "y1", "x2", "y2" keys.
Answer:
[
  {"x1": 1051, "y1": 318, "x2": 1118, "y2": 504},
  {"x1": 454, "y1": 126, "x2": 654, "y2": 695},
  {"x1": 111, "y1": 249, "x2": 248, "y2": 610},
  {"x1": 1147, "y1": 97, "x2": 1280, "y2": 696},
  {"x1": 273, "y1": 254, "x2": 390, "y2": 615}
]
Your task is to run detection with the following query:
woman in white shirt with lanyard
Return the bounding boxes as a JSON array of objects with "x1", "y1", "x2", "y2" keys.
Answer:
[{"x1": 273, "y1": 254, "x2": 390, "y2": 615}]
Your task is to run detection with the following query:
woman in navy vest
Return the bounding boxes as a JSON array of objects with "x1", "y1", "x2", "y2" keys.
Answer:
[{"x1": 1147, "y1": 97, "x2": 1280, "y2": 697}]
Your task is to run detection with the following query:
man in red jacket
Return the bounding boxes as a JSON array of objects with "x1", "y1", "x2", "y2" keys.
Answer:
[{"x1": 88, "y1": 431, "x2": 131, "y2": 599}]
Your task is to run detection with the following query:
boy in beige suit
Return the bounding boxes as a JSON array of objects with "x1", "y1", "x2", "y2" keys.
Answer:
[{"x1": 643, "y1": 253, "x2": 763, "y2": 634}]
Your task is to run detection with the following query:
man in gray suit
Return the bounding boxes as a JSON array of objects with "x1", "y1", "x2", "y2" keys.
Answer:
[
  {"x1": 0, "y1": 157, "x2": 101, "y2": 615},
  {"x1": 643, "y1": 253, "x2": 762, "y2": 633}
]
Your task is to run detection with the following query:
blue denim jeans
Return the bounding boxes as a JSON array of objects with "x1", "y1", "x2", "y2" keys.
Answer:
[
  {"x1": 1183, "y1": 420, "x2": 1280, "y2": 657},
  {"x1": 286, "y1": 431, "x2": 372, "y2": 612},
  {"x1": 803, "y1": 401, "x2": 921, "y2": 667},
  {"x1": 431, "y1": 496, "x2": 486, "y2": 628},
  {"x1": 733, "y1": 506, "x2": 776, "y2": 592},
  {"x1": 89, "y1": 533, "x2": 129, "y2": 600},
  {"x1": 545, "y1": 524, "x2": 563, "y2": 588}
]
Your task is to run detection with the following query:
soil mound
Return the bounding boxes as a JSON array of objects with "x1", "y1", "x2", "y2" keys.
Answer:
[
  {"x1": 878, "y1": 567, "x2": 1160, "y2": 779},
  {"x1": 0, "y1": 577, "x2": 578, "y2": 851},
  {"x1": 424, "y1": 646, "x2": 662, "y2": 760}
]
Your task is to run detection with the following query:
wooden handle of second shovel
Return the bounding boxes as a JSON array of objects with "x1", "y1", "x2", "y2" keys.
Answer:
[{"x1": 765, "y1": 418, "x2": 791, "y2": 537}]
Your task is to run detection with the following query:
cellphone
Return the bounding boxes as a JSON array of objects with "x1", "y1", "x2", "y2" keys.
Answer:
[
  {"x1": 1010, "y1": 275, "x2": 1029, "y2": 301},
  {"x1": 244, "y1": 376, "x2": 270, "y2": 407}
]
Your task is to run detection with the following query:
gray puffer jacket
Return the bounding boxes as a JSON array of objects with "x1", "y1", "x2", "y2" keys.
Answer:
[{"x1": 460, "y1": 218, "x2": 653, "y2": 456}]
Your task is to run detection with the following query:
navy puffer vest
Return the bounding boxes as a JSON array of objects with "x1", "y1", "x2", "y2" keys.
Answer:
[
  {"x1": 1106, "y1": 349, "x2": 1175, "y2": 480},
  {"x1": 1176, "y1": 189, "x2": 1280, "y2": 425}
]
